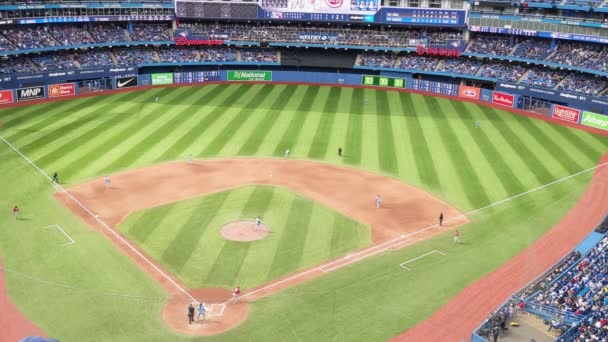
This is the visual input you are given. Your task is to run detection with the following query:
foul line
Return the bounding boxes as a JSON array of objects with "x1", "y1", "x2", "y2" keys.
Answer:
[
  {"x1": 44, "y1": 224, "x2": 75, "y2": 246},
  {"x1": 0, "y1": 135, "x2": 196, "y2": 302},
  {"x1": 399, "y1": 250, "x2": 446, "y2": 271},
  {"x1": 3, "y1": 133, "x2": 607, "y2": 307}
]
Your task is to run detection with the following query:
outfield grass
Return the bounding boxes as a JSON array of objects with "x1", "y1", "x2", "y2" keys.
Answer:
[
  {"x1": 0, "y1": 84, "x2": 607, "y2": 341},
  {"x1": 118, "y1": 185, "x2": 370, "y2": 289}
]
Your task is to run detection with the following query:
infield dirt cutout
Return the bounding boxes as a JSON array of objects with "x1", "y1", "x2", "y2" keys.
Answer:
[{"x1": 55, "y1": 158, "x2": 469, "y2": 336}]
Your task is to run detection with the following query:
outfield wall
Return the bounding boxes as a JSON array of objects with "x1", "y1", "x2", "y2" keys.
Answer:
[{"x1": 1, "y1": 70, "x2": 607, "y2": 136}]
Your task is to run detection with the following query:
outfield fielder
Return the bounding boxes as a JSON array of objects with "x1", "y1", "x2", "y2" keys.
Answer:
[{"x1": 284, "y1": 149, "x2": 290, "y2": 158}]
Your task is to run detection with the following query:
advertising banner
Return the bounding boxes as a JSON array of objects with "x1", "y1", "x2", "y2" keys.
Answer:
[
  {"x1": 173, "y1": 30, "x2": 225, "y2": 46},
  {"x1": 16, "y1": 86, "x2": 44, "y2": 102},
  {"x1": 492, "y1": 91, "x2": 514, "y2": 107},
  {"x1": 227, "y1": 71, "x2": 272, "y2": 81},
  {"x1": 458, "y1": 85, "x2": 481, "y2": 100},
  {"x1": 115, "y1": 76, "x2": 138, "y2": 89},
  {"x1": 581, "y1": 111, "x2": 608, "y2": 131},
  {"x1": 48, "y1": 83, "x2": 75, "y2": 98},
  {"x1": 361, "y1": 75, "x2": 406, "y2": 88},
  {"x1": 151, "y1": 73, "x2": 174, "y2": 85},
  {"x1": 297, "y1": 33, "x2": 339, "y2": 42},
  {"x1": 0, "y1": 89, "x2": 14, "y2": 104},
  {"x1": 552, "y1": 104, "x2": 580, "y2": 123}
]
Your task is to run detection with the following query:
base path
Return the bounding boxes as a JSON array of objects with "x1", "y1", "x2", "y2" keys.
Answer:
[
  {"x1": 55, "y1": 158, "x2": 468, "y2": 335},
  {"x1": 393, "y1": 153, "x2": 608, "y2": 342},
  {"x1": 0, "y1": 255, "x2": 47, "y2": 342}
]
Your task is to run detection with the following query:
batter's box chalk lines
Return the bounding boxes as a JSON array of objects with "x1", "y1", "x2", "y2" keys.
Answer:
[
  {"x1": 399, "y1": 250, "x2": 446, "y2": 271},
  {"x1": 44, "y1": 224, "x2": 75, "y2": 246},
  {"x1": 207, "y1": 303, "x2": 226, "y2": 317}
]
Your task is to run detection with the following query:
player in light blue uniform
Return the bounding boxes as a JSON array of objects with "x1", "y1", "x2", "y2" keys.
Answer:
[
  {"x1": 197, "y1": 303, "x2": 206, "y2": 322},
  {"x1": 376, "y1": 194, "x2": 381, "y2": 209}
]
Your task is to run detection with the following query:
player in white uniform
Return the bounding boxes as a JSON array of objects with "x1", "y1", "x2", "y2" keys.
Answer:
[
  {"x1": 376, "y1": 194, "x2": 381, "y2": 209},
  {"x1": 255, "y1": 217, "x2": 262, "y2": 231},
  {"x1": 284, "y1": 149, "x2": 290, "y2": 158},
  {"x1": 104, "y1": 175, "x2": 111, "y2": 190}
]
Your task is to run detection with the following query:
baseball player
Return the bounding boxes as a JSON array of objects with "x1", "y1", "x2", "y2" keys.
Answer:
[
  {"x1": 439, "y1": 212, "x2": 444, "y2": 226},
  {"x1": 255, "y1": 217, "x2": 262, "y2": 231},
  {"x1": 155, "y1": 96, "x2": 160, "y2": 103},
  {"x1": 475, "y1": 121, "x2": 480, "y2": 128},
  {"x1": 103, "y1": 175, "x2": 111, "y2": 190},
  {"x1": 52, "y1": 171, "x2": 59, "y2": 184},
  {"x1": 284, "y1": 149, "x2": 290, "y2": 158},
  {"x1": 187, "y1": 303, "x2": 195, "y2": 324},
  {"x1": 12, "y1": 205, "x2": 19, "y2": 219},
  {"x1": 187, "y1": 154, "x2": 193, "y2": 164},
  {"x1": 232, "y1": 285, "x2": 241, "y2": 303},
  {"x1": 338, "y1": 147, "x2": 342, "y2": 157},
  {"x1": 376, "y1": 194, "x2": 381, "y2": 209},
  {"x1": 197, "y1": 303, "x2": 206, "y2": 322},
  {"x1": 453, "y1": 229, "x2": 461, "y2": 244}
]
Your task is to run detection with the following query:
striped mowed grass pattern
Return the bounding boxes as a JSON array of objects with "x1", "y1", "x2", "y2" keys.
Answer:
[
  {"x1": 118, "y1": 186, "x2": 370, "y2": 290},
  {"x1": 2, "y1": 84, "x2": 606, "y2": 212}
]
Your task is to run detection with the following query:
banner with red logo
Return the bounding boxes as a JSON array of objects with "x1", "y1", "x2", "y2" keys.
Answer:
[
  {"x1": 48, "y1": 83, "x2": 75, "y2": 98},
  {"x1": 0, "y1": 89, "x2": 14, "y2": 104},
  {"x1": 458, "y1": 85, "x2": 481, "y2": 100},
  {"x1": 492, "y1": 91, "x2": 514, "y2": 107},
  {"x1": 552, "y1": 104, "x2": 580, "y2": 123}
]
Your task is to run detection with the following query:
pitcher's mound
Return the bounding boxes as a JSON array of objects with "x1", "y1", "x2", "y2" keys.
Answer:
[{"x1": 221, "y1": 221, "x2": 268, "y2": 242}]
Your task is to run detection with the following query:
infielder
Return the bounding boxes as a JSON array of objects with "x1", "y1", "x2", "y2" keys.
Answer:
[
  {"x1": 439, "y1": 212, "x2": 444, "y2": 226},
  {"x1": 232, "y1": 285, "x2": 241, "y2": 303},
  {"x1": 103, "y1": 175, "x2": 111, "y2": 190},
  {"x1": 197, "y1": 303, "x2": 206, "y2": 322},
  {"x1": 52, "y1": 171, "x2": 59, "y2": 184},
  {"x1": 376, "y1": 194, "x2": 381, "y2": 209},
  {"x1": 255, "y1": 217, "x2": 262, "y2": 231},
  {"x1": 284, "y1": 149, "x2": 290, "y2": 158},
  {"x1": 187, "y1": 154, "x2": 193, "y2": 164}
]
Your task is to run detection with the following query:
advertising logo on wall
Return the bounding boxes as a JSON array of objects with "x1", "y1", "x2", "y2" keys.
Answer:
[
  {"x1": 16, "y1": 86, "x2": 45, "y2": 102},
  {"x1": 48, "y1": 83, "x2": 75, "y2": 98},
  {"x1": 552, "y1": 105, "x2": 580, "y2": 123},
  {"x1": 151, "y1": 73, "x2": 174, "y2": 85},
  {"x1": 581, "y1": 111, "x2": 608, "y2": 131},
  {"x1": 492, "y1": 91, "x2": 514, "y2": 107},
  {"x1": 458, "y1": 85, "x2": 481, "y2": 100},
  {"x1": 0, "y1": 89, "x2": 14, "y2": 104},
  {"x1": 116, "y1": 76, "x2": 138, "y2": 89},
  {"x1": 228, "y1": 71, "x2": 272, "y2": 81}
]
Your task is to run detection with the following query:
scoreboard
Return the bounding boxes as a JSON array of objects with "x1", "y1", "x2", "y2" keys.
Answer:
[
  {"x1": 411, "y1": 79, "x2": 458, "y2": 96},
  {"x1": 173, "y1": 71, "x2": 221, "y2": 84},
  {"x1": 378, "y1": 8, "x2": 466, "y2": 26}
]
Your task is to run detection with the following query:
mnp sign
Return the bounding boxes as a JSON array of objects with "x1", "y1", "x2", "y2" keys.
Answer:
[
  {"x1": 228, "y1": 71, "x2": 272, "y2": 81},
  {"x1": 151, "y1": 73, "x2": 174, "y2": 85},
  {"x1": 17, "y1": 86, "x2": 45, "y2": 102},
  {"x1": 581, "y1": 111, "x2": 608, "y2": 131}
]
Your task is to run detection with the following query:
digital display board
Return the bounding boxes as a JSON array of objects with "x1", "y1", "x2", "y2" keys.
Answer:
[
  {"x1": 361, "y1": 75, "x2": 406, "y2": 88},
  {"x1": 259, "y1": 0, "x2": 377, "y2": 14},
  {"x1": 378, "y1": 8, "x2": 466, "y2": 26},
  {"x1": 173, "y1": 71, "x2": 221, "y2": 84},
  {"x1": 16, "y1": 15, "x2": 173, "y2": 24}
]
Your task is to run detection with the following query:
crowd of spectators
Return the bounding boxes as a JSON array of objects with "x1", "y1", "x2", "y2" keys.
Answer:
[
  {"x1": 131, "y1": 23, "x2": 171, "y2": 42},
  {"x1": 357, "y1": 53, "x2": 398, "y2": 69},
  {"x1": 90, "y1": 23, "x2": 129, "y2": 43},
  {"x1": 113, "y1": 47, "x2": 156, "y2": 66},
  {"x1": 478, "y1": 62, "x2": 527, "y2": 82},
  {"x1": 466, "y1": 35, "x2": 512, "y2": 56},
  {"x1": 199, "y1": 47, "x2": 237, "y2": 62},
  {"x1": 74, "y1": 50, "x2": 114, "y2": 68},
  {"x1": 240, "y1": 48, "x2": 278, "y2": 63},
  {"x1": 436, "y1": 58, "x2": 484, "y2": 75},
  {"x1": 1, "y1": 26, "x2": 59, "y2": 50},
  {"x1": 557, "y1": 74, "x2": 608, "y2": 96},
  {"x1": 0, "y1": 56, "x2": 35, "y2": 74},
  {"x1": 49, "y1": 25, "x2": 95, "y2": 46},
  {"x1": 157, "y1": 46, "x2": 198, "y2": 63},
  {"x1": 520, "y1": 67, "x2": 566, "y2": 88},
  {"x1": 31, "y1": 52, "x2": 77, "y2": 71},
  {"x1": 179, "y1": 22, "x2": 462, "y2": 48},
  {"x1": 513, "y1": 38, "x2": 553, "y2": 60},
  {"x1": 398, "y1": 55, "x2": 441, "y2": 72}
]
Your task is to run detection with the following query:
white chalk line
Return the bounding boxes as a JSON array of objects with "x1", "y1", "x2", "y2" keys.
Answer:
[
  {"x1": 0, "y1": 135, "x2": 196, "y2": 302},
  {"x1": 44, "y1": 224, "x2": 75, "y2": 246},
  {"x1": 399, "y1": 250, "x2": 446, "y2": 271},
  {"x1": 229, "y1": 159, "x2": 608, "y2": 304},
  {"x1": 3, "y1": 133, "x2": 607, "y2": 309}
]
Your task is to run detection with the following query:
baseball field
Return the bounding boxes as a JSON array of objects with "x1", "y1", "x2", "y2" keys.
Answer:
[{"x1": 1, "y1": 83, "x2": 607, "y2": 341}]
